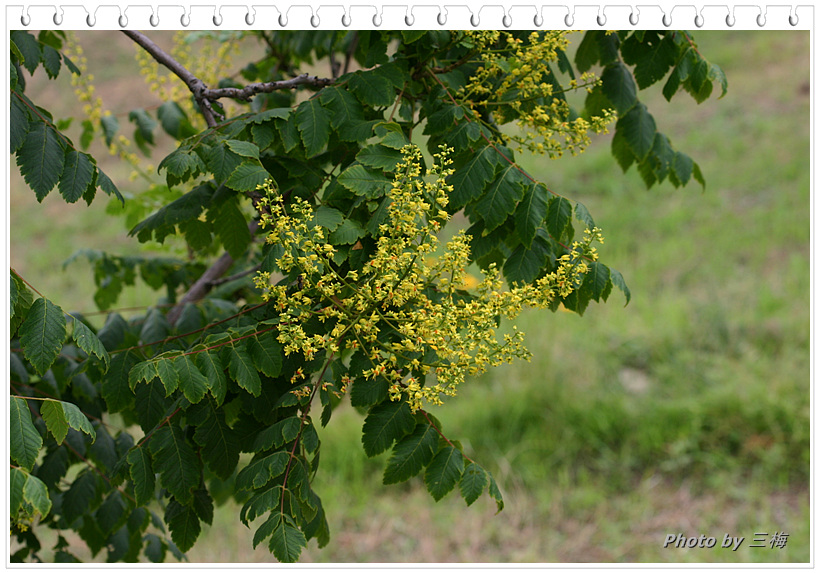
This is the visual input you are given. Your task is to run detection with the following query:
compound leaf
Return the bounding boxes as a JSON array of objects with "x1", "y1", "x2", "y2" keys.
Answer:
[
  {"x1": 127, "y1": 447, "x2": 155, "y2": 506},
  {"x1": 424, "y1": 446, "x2": 464, "y2": 501},
  {"x1": 20, "y1": 297, "x2": 66, "y2": 376},
  {"x1": 382, "y1": 422, "x2": 438, "y2": 485},
  {"x1": 10, "y1": 396, "x2": 42, "y2": 471},
  {"x1": 149, "y1": 424, "x2": 200, "y2": 504},
  {"x1": 40, "y1": 399, "x2": 96, "y2": 445},
  {"x1": 71, "y1": 316, "x2": 110, "y2": 371},
  {"x1": 361, "y1": 400, "x2": 415, "y2": 457}
]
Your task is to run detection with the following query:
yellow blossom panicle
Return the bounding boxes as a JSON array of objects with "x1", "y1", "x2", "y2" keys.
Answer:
[
  {"x1": 457, "y1": 31, "x2": 615, "y2": 158},
  {"x1": 256, "y1": 145, "x2": 603, "y2": 412}
]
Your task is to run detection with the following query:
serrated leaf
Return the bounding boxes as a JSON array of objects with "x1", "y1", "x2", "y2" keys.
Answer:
[
  {"x1": 546, "y1": 196, "x2": 573, "y2": 241},
  {"x1": 71, "y1": 316, "x2": 110, "y2": 370},
  {"x1": 149, "y1": 425, "x2": 200, "y2": 504},
  {"x1": 349, "y1": 70, "x2": 394, "y2": 107},
  {"x1": 175, "y1": 355, "x2": 209, "y2": 404},
  {"x1": 127, "y1": 447, "x2": 155, "y2": 506},
  {"x1": 134, "y1": 379, "x2": 172, "y2": 432},
  {"x1": 190, "y1": 399, "x2": 239, "y2": 480},
  {"x1": 229, "y1": 343, "x2": 261, "y2": 396},
  {"x1": 225, "y1": 160, "x2": 270, "y2": 192},
  {"x1": 10, "y1": 396, "x2": 42, "y2": 471},
  {"x1": 249, "y1": 333, "x2": 283, "y2": 378},
  {"x1": 103, "y1": 349, "x2": 138, "y2": 413},
  {"x1": 672, "y1": 151, "x2": 694, "y2": 186},
  {"x1": 140, "y1": 307, "x2": 170, "y2": 345},
  {"x1": 329, "y1": 218, "x2": 366, "y2": 245},
  {"x1": 424, "y1": 446, "x2": 464, "y2": 501},
  {"x1": 20, "y1": 297, "x2": 66, "y2": 375},
  {"x1": 58, "y1": 150, "x2": 95, "y2": 204},
  {"x1": 11, "y1": 31, "x2": 41, "y2": 74},
  {"x1": 574, "y1": 31, "x2": 600, "y2": 73},
  {"x1": 96, "y1": 168, "x2": 124, "y2": 205},
  {"x1": 22, "y1": 473, "x2": 52, "y2": 520},
  {"x1": 356, "y1": 144, "x2": 403, "y2": 172},
  {"x1": 447, "y1": 146, "x2": 504, "y2": 210},
  {"x1": 320, "y1": 85, "x2": 364, "y2": 129},
  {"x1": 693, "y1": 161, "x2": 705, "y2": 189},
  {"x1": 361, "y1": 400, "x2": 416, "y2": 457},
  {"x1": 294, "y1": 98, "x2": 332, "y2": 157},
  {"x1": 310, "y1": 206, "x2": 344, "y2": 232},
  {"x1": 252, "y1": 417, "x2": 302, "y2": 452},
  {"x1": 601, "y1": 62, "x2": 637, "y2": 114},
  {"x1": 10, "y1": 94, "x2": 31, "y2": 154},
  {"x1": 100, "y1": 114, "x2": 119, "y2": 146},
  {"x1": 157, "y1": 101, "x2": 196, "y2": 139},
  {"x1": 382, "y1": 423, "x2": 438, "y2": 485},
  {"x1": 488, "y1": 472, "x2": 504, "y2": 512},
  {"x1": 574, "y1": 202, "x2": 596, "y2": 229},
  {"x1": 616, "y1": 103, "x2": 656, "y2": 161},
  {"x1": 41, "y1": 44, "x2": 61, "y2": 78},
  {"x1": 95, "y1": 491, "x2": 128, "y2": 534},
  {"x1": 270, "y1": 514, "x2": 307, "y2": 563},
  {"x1": 214, "y1": 198, "x2": 251, "y2": 259},
  {"x1": 165, "y1": 500, "x2": 200, "y2": 553},
  {"x1": 581, "y1": 261, "x2": 611, "y2": 303},
  {"x1": 337, "y1": 164, "x2": 392, "y2": 199},
  {"x1": 128, "y1": 108, "x2": 157, "y2": 146},
  {"x1": 62, "y1": 471, "x2": 100, "y2": 524},
  {"x1": 16, "y1": 122, "x2": 65, "y2": 202},
  {"x1": 459, "y1": 462, "x2": 488, "y2": 506},
  {"x1": 475, "y1": 165, "x2": 527, "y2": 231},
  {"x1": 225, "y1": 139, "x2": 260, "y2": 159},
  {"x1": 205, "y1": 143, "x2": 243, "y2": 184},
  {"x1": 622, "y1": 33, "x2": 678, "y2": 89},
  {"x1": 197, "y1": 351, "x2": 226, "y2": 405},
  {"x1": 40, "y1": 400, "x2": 96, "y2": 445},
  {"x1": 503, "y1": 234, "x2": 550, "y2": 286},
  {"x1": 514, "y1": 184, "x2": 548, "y2": 247},
  {"x1": 236, "y1": 451, "x2": 290, "y2": 491},
  {"x1": 157, "y1": 149, "x2": 204, "y2": 187},
  {"x1": 609, "y1": 268, "x2": 631, "y2": 305}
]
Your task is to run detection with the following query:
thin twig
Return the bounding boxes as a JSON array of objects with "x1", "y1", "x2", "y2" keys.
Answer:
[{"x1": 206, "y1": 74, "x2": 332, "y2": 101}]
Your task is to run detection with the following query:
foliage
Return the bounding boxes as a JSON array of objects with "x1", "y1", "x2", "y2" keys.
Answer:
[{"x1": 9, "y1": 29, "x2": 726, "y2": 563}]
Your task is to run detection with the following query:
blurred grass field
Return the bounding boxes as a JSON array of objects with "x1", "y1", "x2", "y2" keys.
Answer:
[{"x1": 9, "y1": 30, "x2": 810, "y2": 563}]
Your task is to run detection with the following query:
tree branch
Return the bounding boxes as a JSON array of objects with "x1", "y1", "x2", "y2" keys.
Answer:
[{"x1": 206, "y1": 74, "x2": 333, "y2": 101}]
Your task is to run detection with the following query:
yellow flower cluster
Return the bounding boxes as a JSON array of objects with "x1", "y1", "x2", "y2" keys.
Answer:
[
  {"x1": 254, "y1": 146, "x2": 603, "y2": 412},
  {"x1": 459, "y1": 31, "x2": 615, "y2": 158},
  {"x1": 63, "y1": 33, "x2": 150, "y2": 182}
]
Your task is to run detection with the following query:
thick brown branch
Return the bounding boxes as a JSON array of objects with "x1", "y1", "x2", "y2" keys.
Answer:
[
  {"x1": 122, "y1": 30, "x2": 218, "y2": 127},
  {"x1": 206, "y1": 74, "x2": 333, "y2": 101}
]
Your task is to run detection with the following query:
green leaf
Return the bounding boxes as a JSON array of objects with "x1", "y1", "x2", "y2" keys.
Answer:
[
  {"x1": 58, "y1": 150, "x2": 95, "y2": 204},
  {"x1": 165, "y1": 499, "x2": 201, "y2": 553},
  {"x1": 581, "y1": 262, "x2": 611, "y2": 303},
  {"x1": 329, "y1": 218, "x2": 366, "y2": 245},
  {"x1": 251, "y1": 417, "x2": 302, "y2": 452},
  {"x1": 382, "y1": 423, "x2": 438, "y2": 485},
  {"x1": 96, "y1": 491, "x2": 128, "y2": 534},
  {"x1": 488, "y1": 472, "x2": 504, "y2": 512},
  {"x1": 10, "y1": 396, "x2": 42, "y2": 471},
  {"x1": 197, "y1": 351, "x2": 227, "y2": 405},
  {"x1": 361, "y1": 400, "x2": 415, "y2": 457},
  {"x1": 514, "y1": 184, "x2": 548, "y2": 247},
  {"x1": 672, "y1": 151, "x2": 694, "y2": 186},
  {"x1": 128, "y1": 108, "x2": 157, "y2": 146},
  {"x1": 103, "y1": 349, "x2": 138, "y2": 413},
  {"x1": 40, "y1": 399, "x2": 96, "y2": 445},
  {"x1": 11, "y1": 31, "x2": 41, "y2": 74},
  {"x1": 214, "y1": 197, "x2": 251, "y2": 259},
  {"x1": 127, "y1": 447, "x2": 155, "y2": 506},
  {"x1": 16, "y1": 122, "x2": 65, "y2": 202},
  {"x1": 474, "y1": 165, "x2": 527, "y2": 231},
  {"x1": 157, "y1": 149, "x2": 204, "y2": 187},
  {"x1": 190, "y1": 398, "x2": 240, "y2": 480},
  {"x1": 134, "y1": 379, "x2": 172, "y2": 432},
  {"x1": 294, "y1": 98, "x2": 332, "y2": 157},
  {"x1": 320, "y1": 86, "x2": 365, "y2": 130},
  {"x1": 356, "y1": 144, "x2": 403, "y2": 172},
  {"x1": 229, "y1": 343, "x2": 262, "y2": 396},
  {"x1": 96, "y1": 168, "x2": 124, "y2": 204},
  {"x1": 20, "y1": 297, "x2": 66, "y2": 375},
  {"x1": 693, "y1": 161, "x2": 705, "y2": 189},
  {"x1": 574, "y1": 31, "x2": 600, "y2": 73},
  {"x1": 503, "y1": 233, "x2": 550, "y2": 286},
  {"x1": 175, "y1": 355, "x2": 209, "y2": 404},
  {"x1": 225, "y1": 139, "x2": 260, "y2": 159},
  {"x1": 349, "y1": 70, "x2": 394, "y2": 107},
  {"x1": 310, "y1": 206, "x2": 344, "y2": 232},
  {"x1": 622, "y1": 33, "x2": 678, "y2": 89},
  {"x1": 157, "y1": 101, "x2": 196, "y2": 139},
  {"x1": 225, "y1": 160, "x2": 270, "y2": 192},
  {"x1": 249, "y1": 333, "x2": 283, "y2": 378},
  {"x1": 236, "y1": 451, "x2": 290, "y2": 491},
  {"x1": 205, "y1": 143, "x2": 243, "y2": 184},
  {"x1": 149, "y1": 424, "x2": 200, "y2": 504},
  {"x1": 140, "y1": 307, "x2": 170, "y2": 345},
  {"x1": 269, "y1": 513, "x2": 307, "y2": 563},
  {"x1": 447, "y1": 146, "x2": 504, "y2": 210},
  {"x1": 600, "y1": 62, "x2": 637, "y2": 114},
  {"x1": 459, "y1": 462, "x2": 488, "y2": 506},
  {"x1": 545, "y1": 196, "x2": 573, "y2": 241},
  {"x1": 10, "y1": 467, "x2": 26, "y2": 516},
  {"x1": 40, "y1": 47, "x2": 61, "y2": 79},
  {"x1": 616, "y1": 103, "x2": 656, "y2": 161},
  {"x1": 337, "y1": 164, "x2": 392, "y2": 199},
  {"x1": 62, "y1": 471, "x2": 100, "y2": 524},
  {"x1": 71, "y1": 316, "x2": 110, "y2": 370},
  {"x1": 10, "y1": 94, "x2": 31, "y2": 154},
  {"x1": 100, "y1": 114, "x2": 119, "y2": 146},
  {"x1": 22, "y1": 473, "x2": 52, "y2": 520},
  {"x1": 424, "y1": 446, "x2": 464, "y2": 501},
  {"x1": 609, "y1": 267, "x2": 631, "y2": 305},
  {"x1": 574, "y1": 202, "x2": 596, "y2": 229}
]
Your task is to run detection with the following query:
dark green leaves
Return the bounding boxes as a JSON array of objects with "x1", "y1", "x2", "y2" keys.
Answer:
[
  {"x1": 600, "y1": 62, "x2": 638, "y2": 114},
  {"x1": 40, "y1": 399, "x2": 96, "y2": 445},
  {"x1": 338, "y1": 165, "x2": 392, "y2": 199},
  {"x1": 10, "y1": 397, "x2": 42, "y2": 471},
  {"x1": 229, "y1": 343, "x2": 262, "y2": 396},
  {"x1": 424, "y1": 446, "x2": 464, "y2": 501},
  {"x1": 127, "y1": 447, "x2": 155, "y2": 506},
  {"x1": 616, "y1": 103, "x2": 656, "y2": 162},
  {"x1": 149, "y1": 425, "x2": 201, "y2": 504},
  {"x1": 269, "y1": 513, "x2": 307, "y2": 563},
  {"x1": 20, "y1": 297, "x2": 66, "y2": 376},
  {"x1": 295, "y1": 98, "x2": 332, "y2": 157},
  {"x1": 16, "y1": 122, "x2": 65, "y2": 202},
  {"x1": 58, "y1": 151, "x2": 95, "y2": 204},
  {"x1": 458, "y1": 462, "x2": 488, "y2": 506},
  {"x1": 165, "y1": 499, "x2": 201, "y2": 553},
  {"x1": 447, "y1": 146, "x2": 505, "y2": 210},
  {"x1": 71, "y1": 316, "x2": 110, "y2": 370},
  {"x1": 361, "y1": 400, "x2": 415, "y2": 457},
  {"x1": 383, "y1": 422, "x2": 438, "y2": 484}
]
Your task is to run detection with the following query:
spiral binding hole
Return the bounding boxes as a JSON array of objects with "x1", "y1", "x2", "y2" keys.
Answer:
[
  {"x1": 119, "y1": 14, "x2": 128, "y2": 27},
  {"x1": 789, "y1": 13, "x2": 798, "y2": 26},
  {"x1": 564, "y1": 13, "x2": 574, "y2": 27},
  {"x1": 533, "y1": 13, "x2": 543, "y2": 27},
  {"x1": 597, "y1": 14, "x2": 606, "y2": 26},
  {"x1": 405, "y1": 14, "x2": 415, "y2": 26},
  {"x1": 213, "y1": 13, "x2": 223, "y2": 26},
  {"x1": 245, "y1": 11, "x2": 254, "y2": 25},
  {"x1": 20, "y1": 12, "x2": 30, "y2": 26},
  {"x1": 694, "y1": 13, "x2": 704, "y2": 27},
  {"x1": 502, "y1": 13, "x2": 511, "y2": 27},
  {"x1": 629, "y1": 11, "x2": 638, "y2": 25},
  {"x1": 372, "y1": 13, "x2": 382, "y2": 26},
  {"x1": 342, "y1": 13, "x2": 351, "y2": 26},
  {"x1": 311, "y1": 14, "x2": 320, "y2": 27},
  {"x1": 279, "y1": 14, "x2": 288, "y2": 26},
  {"x1": 437, "y1": 12, "x2": 446, "y2": 25},
  {"x1": 662, "y1": 12, "x2": 671, "y2": 27},
  {"x1": 86, "y1": 14, "x2": 96, "y2": 26},
  {"x1": 756, "y1": 13, "x2": 766, "y2": 26},
  {"x1": 725, "y1": 13, "x2": 735, "y2": 27},
  {"x1": 53, "y1": 12, "x2": 63, "y2": 25},
  {"x1": 470, "y1": 13, "x2": 479, "y2": 27},
  {"x1": 149, "y1": 13, "x2": 159, "y2": 27}
]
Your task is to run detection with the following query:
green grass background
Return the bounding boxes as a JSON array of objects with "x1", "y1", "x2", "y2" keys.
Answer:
[{"x1": 10, "y1": 30, "x2": 810, "y2": 563}]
